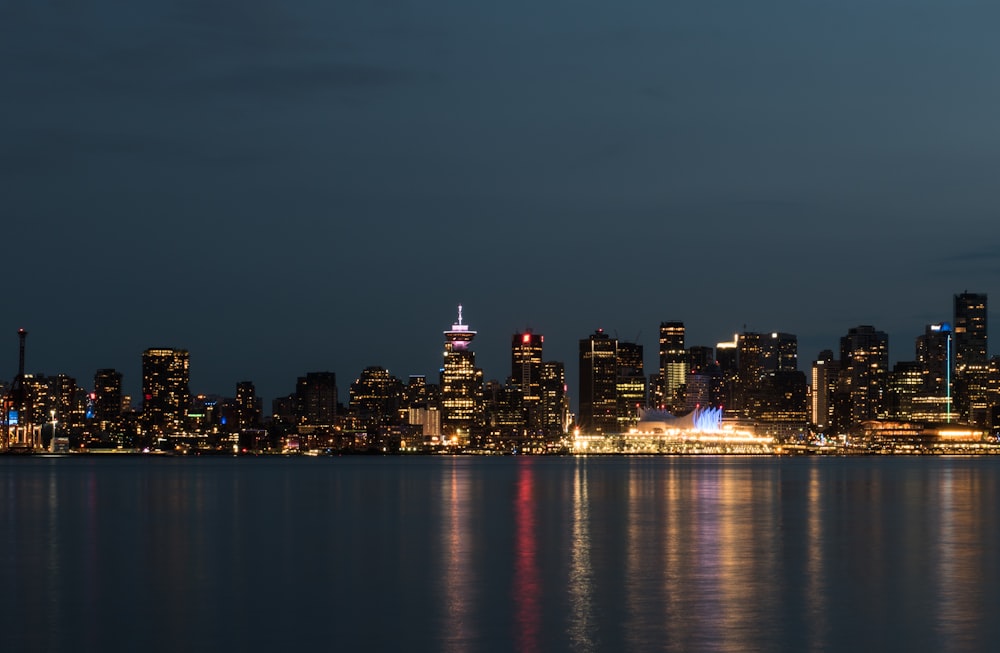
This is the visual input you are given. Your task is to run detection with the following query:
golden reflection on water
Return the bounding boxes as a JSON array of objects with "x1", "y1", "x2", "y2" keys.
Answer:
[
  {"x1": 934, "y1": 466, "x2": 983, "y2": 650},
  {"x1": 805, "y1": 461, "x2": 828, "y2": 652},
  {"x1": 440, "y1": 460, "x2": 475, "y2": 653},
  {"x1": 568, "y1": 458, "x2": 596, "y2": 652}
]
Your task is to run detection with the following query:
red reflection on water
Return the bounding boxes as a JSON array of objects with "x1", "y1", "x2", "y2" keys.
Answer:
[{"x1": 514, "y1": 459, "x2": 541, "y2": 653}]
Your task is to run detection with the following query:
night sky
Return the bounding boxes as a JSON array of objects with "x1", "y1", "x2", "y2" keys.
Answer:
[{"x1": 5, "y1": 1, "x2": 1000, "y2": 406}]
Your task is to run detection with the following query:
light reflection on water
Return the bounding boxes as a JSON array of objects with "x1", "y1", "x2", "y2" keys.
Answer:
[{"x1": 3, "y1": 456, "x2": 1000, "y2": 652}]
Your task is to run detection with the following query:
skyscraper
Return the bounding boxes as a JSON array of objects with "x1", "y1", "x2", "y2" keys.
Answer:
[
  {"x1": 811, "y1": 350, "x2": 838, "y2": 431},
  {"x1": 658, "y1": 321, "x2": 687, "y2": 412},
  {"x1": 440, "y1": 305, "x2": 483, "y2": 444},
  {"x1": 511, "y1": 330, "x2": 543, "y2": 433},
  {"x1": 349, "y1": 366, "x2": 403, "y2": 428},
  {"x1": 615, "y1": 341, "x2": 646, "y2": 431},
  {"x1": 579, "y1": 329, "x2": 617, "y2": 434},
  {"x1": 235, "y1": 381, "x2": 262, "y2": 430},
  {"x1": 954, "y1": 292, "x2": 989, "y2": 425},
  {"x1": 837, "y1": 326, "x2": 889, "y2": 428},
  {"x1": 93, "y1": 368, "x2": 123, "y2": 433},
  {"x1": 141, "y1": 348, "x2": 190, "y2": 436},
  {"x1": 954, "y1": 292, "x2": 987, "y2": 370},
  {"x1": 295, "y1": 372, "x2": 338, "y2": 425}
]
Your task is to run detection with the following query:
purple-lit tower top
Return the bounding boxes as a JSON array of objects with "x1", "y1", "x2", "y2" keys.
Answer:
[{"x1": 443, "y1": 304, "x2": 477, "y2": 351}]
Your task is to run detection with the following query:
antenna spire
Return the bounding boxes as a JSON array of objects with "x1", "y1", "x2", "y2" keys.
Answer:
[{"x1": 457, "y1": 304, "x2": 464, "y2": 325}]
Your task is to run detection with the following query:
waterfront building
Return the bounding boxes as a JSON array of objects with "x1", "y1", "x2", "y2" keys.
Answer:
[
  {"x1": 235, "y1": 381, "x2": 262, "y2": 430},
  {"x1": 141, "y1": 348, "x2": 191, "y2": 436},
  {"x1": 811, "y1": 351, "x2": 838, "y2": 431},
  {"x1": 93, "y1": 368, "x2": 123, "y2": 433},
  {"x1": 540, "y1": 361, "x2": 569, "y2": 438},
  {"x1": 616, "y1": 341, "x2": 646, "y2": 431},
  {"x1": 915, "y1": 323, "x2": 954, "y2": 422},
  {"x1": 440, "y1": 305, "x2": 484, "y2": 445},
  {"x1": 579, "y1": 329, "x2": 618, "y2": 434},
  {"x1": 657, "y1": 321, "x2": 687, "y2": 412},
  {"x1": 511, "y1": 331, "x2": 543, "y2": 433}
]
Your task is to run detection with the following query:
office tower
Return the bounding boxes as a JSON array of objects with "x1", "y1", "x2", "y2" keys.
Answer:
[
  {"x1": 810, "y1": 350, "x2": 837, "y2": 430},
  {"x1": 296, "y1": 372, "x2": 338, "y2": 425},
  {"x1": 483, "y1": 379, "x2": 525, "y2": 448},
  {"x1": 837, "y1": 326, "x2": 890, "y2": 427},
  {"x1": 440, "y1": 305, "x2": 483, "y2": 444},
  {"x1": 616, "y1": 341, "x2": 646, "y2": 431},
  {"x1": 50, "y1": 374, "x2": 80, "y2": 430},
  {"x1": 887, "y1": 361, "x2": 922, "y2": 420},
  {"x1": 93, "y1": 368, "x2": 123, "y2": 433},
  {"x1": 511, "y1": 331, "x2": 543, "y2": 432},
  {"x1": 235, "y1": 381, "x2": 262, "y2": 430},
  {"x1": 579, "y1": 329, "x2": 618, "y2": 434},
  {"x1": 716, "y1": 335, "x2": 739, "y2": 416},
  {"x1": 687, "y1": 346, "x2": 714, "y2": 374},
  {"x1": 912, "y1": 323, "x2": 953, "y2": 422},
  {"x1": 658, "y1": 322, "x2": 687, "y2": 412},
  {"x1": 142, "y1": 348, "x2": 191, "y2": 436},
  {"x1": 349, "y1": 366, "x2": 403, "y2": 428},
  {"x1": 540, "y1": 361, "x2": 568, "y2": 437},
  {"x1": 750, "y1": 370, "x2": 808, "y2": 440},
  {"x1": 954, "y1": 293, "x2": 989, "y2": 425},
  {"x1": 954, "y1": 292, "x2": 987, "y2": 370},
  {"x1": 764, "y1": 332, "x2": 798, "y2": 371}
]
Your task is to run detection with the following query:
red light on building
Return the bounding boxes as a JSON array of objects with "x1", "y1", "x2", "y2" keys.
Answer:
[{"x1": 522, "y1": 334, "x2": 531, "y2": 343}]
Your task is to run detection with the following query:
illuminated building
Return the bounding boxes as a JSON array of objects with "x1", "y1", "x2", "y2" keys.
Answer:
[
  {"x1": 93, "y1": 368, "x2": 123, "y2": 433},
  {"x1": 483, "y1": 379, "x2": 525, "y2": 448},
  {"x1": 235, "y1": 381, "x2": 262, "y2": 430},
  {"x1": 811, "y1": 350, "x2": 838, "y2": 431},
  {"x1": 540, "y1": 361, "x2": 569, "y2": 437},
  {"x1": 440, "y1": 305, "x2": 484, "y2": 445},
  {"x1": 616, "y1": 341, "x2": 646, "y2": 431},
  {"x1": 142, "y1": 348, "x2": 191, "y2": 436},
  {"x1": 954, "y1": 292, "x2": 987, "y2": 370},
  {"x1": 836, "y1": 326, "x2": 889, "y2": 428},
  {"x1": 349, "y1": 366, "x2": 403, "y2": 428},
  {"x1": 578, "y1": 329, "x2": 617, "y2": 434},
  {"x1": 887, "y1": 361, "x2": 922, "y2": 420},
  {"x1": 657, "y1": 321, "x2": 687, "y2": 412},
  {"x1": 953, "y1": 293, "x2": 989, "y2": 424},
  {"x1": 915, "y1": 323, "x2": 953, "y2": 422},
  {"x1": 295, "y1": 372, "x2": 338, "y2": 425},
  {"x1": 749, "y1": 370, "x2": 808, "y2": 441},
  {"x1": 511, "y1": 331, "x2": 543, "y2": 433},
  {"x1": 2, "y1": 329, "x2": 42, "y2": 451},
  {"x1": 716, "y1": 335, "x2": 739, "y2": 415}
]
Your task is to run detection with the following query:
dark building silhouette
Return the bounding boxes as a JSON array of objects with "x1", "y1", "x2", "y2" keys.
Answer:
[
  {"x1": 616, "y1": 341, "x2": 646, "y2": 431},
  {"x1": 836, "y1": 326, "x2": 889, "y2": 430},
  {"x1": 579, "y1": 329, "x2": 618, "y2": 434},
  {"x1": 296, "y1": 372, "x2": 338, "y2": 425},
  {"x1": 235, "y1": 381, "x2": 262, "y2": 430},
  {"x1": 349, "y1": 366, "x2": 404, "y2": 428}
]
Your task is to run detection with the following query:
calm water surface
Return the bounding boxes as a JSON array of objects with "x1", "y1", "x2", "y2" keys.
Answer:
[{"x1": 3, "y1": 456, "x2": 1000, "y2": 652}]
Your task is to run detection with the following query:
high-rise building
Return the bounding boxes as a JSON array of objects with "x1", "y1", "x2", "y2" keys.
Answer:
[
  {"x1": 440, "y1": 305, "x2": 483, "y2": 444},
  {"x1": 811, "y1": 350, "x2": 838, "y2": 431},
  {"x1": 763, "y1": 332, "x2": 798, "y2": 372},
  {"x1": 887, "y1": 361, "x2": 922, "y2": 420},
  {"x1": 837, "y1": 326, "x2": 889, "y2": 428},
  {"x1": 141, "y1": 348, "x2": 191, "y2": 436},
  {"x1": 616, "y1": 341, "x2": 646, "y2": 431},
  {"x1": 349, "y1": 366, "x2": 404, "y2": 428},
  {"x1": 93, "y1": 368, "x2": 123, "y2": 433},
  {"x1": 511, "y1": 331, "x2": 543, "y2": 433},
  {"x1": 954, "y1": 293, "x2": 989, "y2": 425},
  {"x1": 235, "y1": 381, "x2": 262, "y2": 430},
  {"x1": 954, "y1": 292, "x2": 988, "y2": 370},
  {"x1": 658, "y1": 322, "x2": 687, "y2": 412},
  {"x1": 579, "y1": 329, "x2": 618, "y2": 434},
  {"x1": 540, "y1": 361, "x2": 569, "y2": 437},
  {"x1": 295, "y1": 372, "x2": 338, "y2": 425}
]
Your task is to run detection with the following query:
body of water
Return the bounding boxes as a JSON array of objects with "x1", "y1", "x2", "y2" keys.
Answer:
[{"x1": 3, "y1": 455, "x2": 1000, "y2": 652}]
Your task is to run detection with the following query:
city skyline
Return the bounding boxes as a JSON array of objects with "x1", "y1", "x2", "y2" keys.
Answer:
[
  {"x1": 6, "y1": 2, "x2": 1000, "y2": 407},
  {"x1": 1, "y1": 294, "x2": 994, "y2": 411}
]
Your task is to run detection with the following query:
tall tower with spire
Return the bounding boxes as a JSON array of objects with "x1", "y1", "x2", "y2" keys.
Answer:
[{"x1": 440, "y1": 305, "x2": 483, "y2": 446}]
